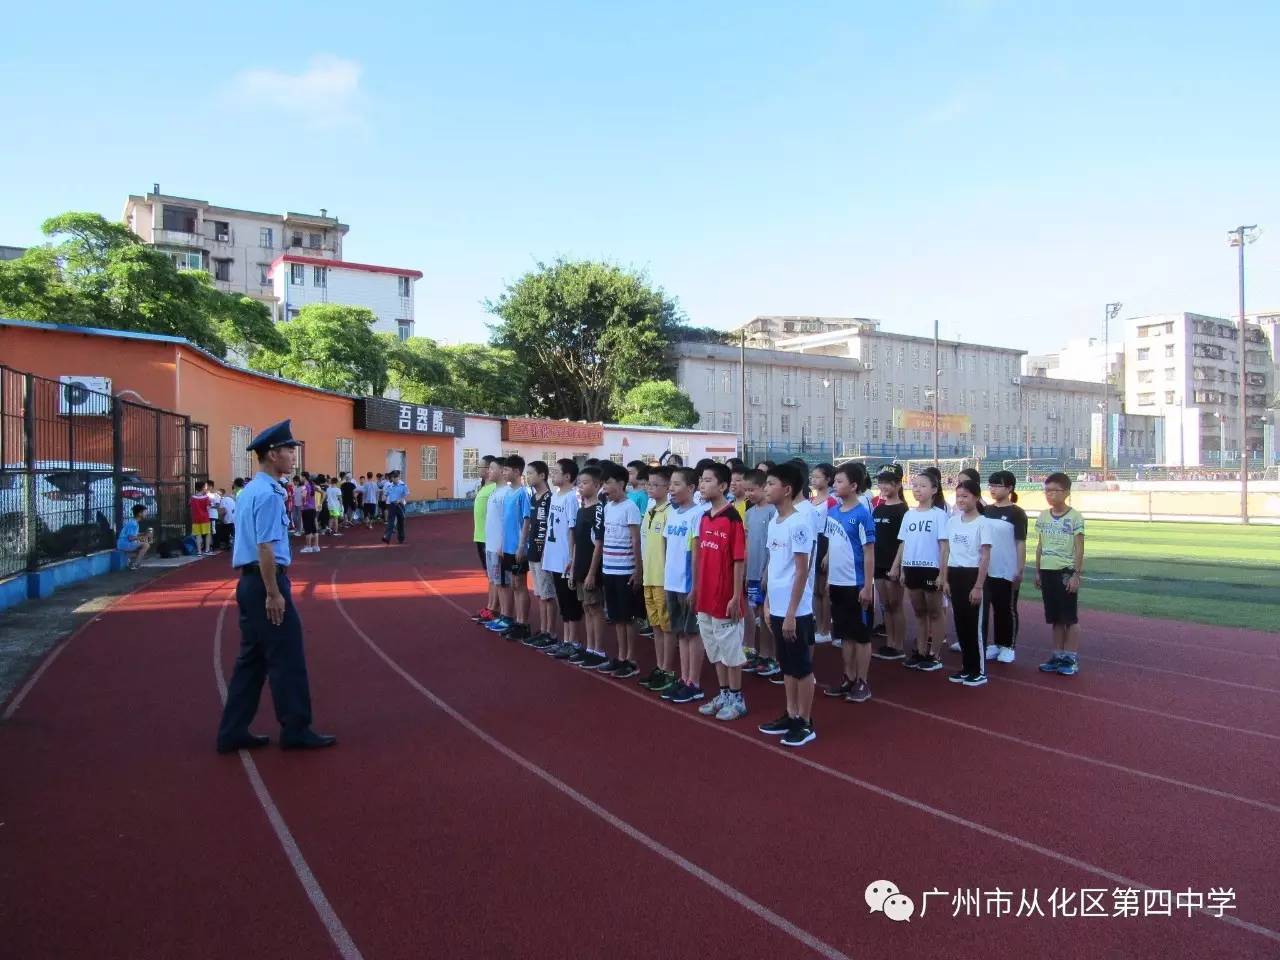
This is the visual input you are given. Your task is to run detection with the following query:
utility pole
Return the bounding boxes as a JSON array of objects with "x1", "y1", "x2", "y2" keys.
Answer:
[
  {"x1": 1103, "y1": 302, "x2": 1122, "y2": 479},
  {"x1": 1229, "y1": 225, "x2": 1259, "y2": 524},
  {"x1": 739, "y1": 328, "x2": 747, "y2": 461},
  {"x1": 933, "y1": 315, "x2": 940, "y2": 468}
]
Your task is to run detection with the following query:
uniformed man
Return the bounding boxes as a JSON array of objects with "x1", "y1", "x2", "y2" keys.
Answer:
[
  {"x1": 381, "y1": 469, "x2": 409, "y2": 545},
  {"x1": 216, "y1": 419, "x2": 337, "y2": 754}
]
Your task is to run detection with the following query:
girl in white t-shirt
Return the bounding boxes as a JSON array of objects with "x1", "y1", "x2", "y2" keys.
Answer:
[
  {"x1": 888, "y1": 469, "x2": 949, "y2": 672},
  {"x1": 941, "y1": 478, "x2": 991, "y2": 686},
  {"x1": 808, "y1": 463, "x2": 837, "y2": 645}
]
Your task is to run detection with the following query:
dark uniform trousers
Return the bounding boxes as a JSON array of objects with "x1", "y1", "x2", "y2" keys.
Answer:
[
  {"x1": 383, "y1": 503, "x2": 406, "y2": 543},
  {"x1": 218, "y1": 569, "x2": 313, "y2": 741}
]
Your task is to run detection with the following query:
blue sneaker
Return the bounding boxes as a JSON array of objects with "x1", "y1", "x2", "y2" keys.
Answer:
[
  {"x1": 484, "y1": 617, "x2": 512, "y2": 632},
  {"x1": 1056, "y1": 656, "x2": 1079, "y2": 676},
  {"x1": 1038, "y1": 654, "x2": 1065, "y2": 673}
]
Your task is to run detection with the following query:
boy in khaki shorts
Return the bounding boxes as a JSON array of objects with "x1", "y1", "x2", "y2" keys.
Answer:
[
  {"x1": 638, "y1": 466, "x2": 674, "y2": 691},
  {"x1": 692, "y1": 463, "x2": 748, "y2": 721}
]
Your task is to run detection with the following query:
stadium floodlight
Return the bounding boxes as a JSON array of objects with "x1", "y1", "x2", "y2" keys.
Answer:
[{"x1": 1228, "y1": 224, "x2": 1261, "y2": 522}]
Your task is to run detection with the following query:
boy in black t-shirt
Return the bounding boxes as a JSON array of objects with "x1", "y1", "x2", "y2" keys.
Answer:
[
  {"x1": 522, "y1": 461, "x2": 559, "y2": 649},
  {"x1": 568, "y1": 466, "x2": 608, "y2": 668}
]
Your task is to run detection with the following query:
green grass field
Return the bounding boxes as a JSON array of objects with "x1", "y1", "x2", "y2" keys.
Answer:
[{"x1": 1019, "y1": 519, "x2": 1280, "y2": 632}]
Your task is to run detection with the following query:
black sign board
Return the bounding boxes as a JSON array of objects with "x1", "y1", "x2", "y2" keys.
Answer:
[{"x1": 353, "y1": 397, "x2": 466, "y2": 437}]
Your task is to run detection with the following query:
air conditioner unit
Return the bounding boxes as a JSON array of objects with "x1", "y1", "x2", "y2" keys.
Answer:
[
  {"x1": 862, "y1": 362, "x2": 875, "y2": 372},
  {"x1": 834, "y1": 400, "x2": 848, "y2": 411},
  {"x1": 749, "y1": 394, "x2": 763, "y2": 406},
  {"x1": 1010, "y1": 376, "x2": 1021, "y2": 385},
  {"x1": 781, "y1": 396, "x2": 799, "y2": 407},
  {"x1": 59, "y1": 376, "x2": 111, "y2": 416}
]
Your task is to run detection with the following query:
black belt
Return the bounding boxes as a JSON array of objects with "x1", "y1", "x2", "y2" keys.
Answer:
[{"x1": 240, "y1": 563, "x2": 288, "y2": 576}]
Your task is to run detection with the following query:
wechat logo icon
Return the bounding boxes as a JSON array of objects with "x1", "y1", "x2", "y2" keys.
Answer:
[{"x1": 866, "y1": 880, "x2": 915, "y2": 923}]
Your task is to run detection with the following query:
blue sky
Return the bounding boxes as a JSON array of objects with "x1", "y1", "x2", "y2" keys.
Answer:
[{"x1": 2, "y1": 1, "x2": 1278, "y2": 354}]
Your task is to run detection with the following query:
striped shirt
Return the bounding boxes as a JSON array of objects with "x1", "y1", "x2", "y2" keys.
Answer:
[{"x1": 602, "y1": 498, "x2": 642, "y2": 575}]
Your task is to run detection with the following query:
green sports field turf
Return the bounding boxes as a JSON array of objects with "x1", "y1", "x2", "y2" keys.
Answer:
[{"x1": 1019, "y1": 518, "x2": 1280, "y2": 632}]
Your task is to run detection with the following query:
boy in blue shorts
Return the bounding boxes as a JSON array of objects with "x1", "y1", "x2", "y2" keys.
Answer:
[{"x1": 117, "y1": 504, "x2": 151, "y2": 570}]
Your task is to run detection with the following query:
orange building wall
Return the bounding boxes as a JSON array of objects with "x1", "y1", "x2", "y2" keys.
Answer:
[{"x1": 1, "y1": 325, "x2": 456, "y2": 497}]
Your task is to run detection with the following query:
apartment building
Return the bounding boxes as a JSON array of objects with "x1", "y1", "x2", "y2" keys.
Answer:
[
  {"x1": 737, "y1": 315, "x2": 875, "y2": 349},
  {"x1": 1123, "y1": 312, "x2": 1272, "y2": 462},
  {"x1": 269, "y1": 255, "x2": 421, "y2": 339},
  {"x1": 123, "y1": 186, "x2": 347, "y2": 306},
  {"x1": 1024, "y1": 336, "x2": 1124, "y2": 389}
]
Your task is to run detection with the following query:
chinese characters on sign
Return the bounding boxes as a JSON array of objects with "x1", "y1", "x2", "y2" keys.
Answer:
[
  {"x1": 501, "y1": 418, "x2": 604, "y2": 446},
  {"x1": 353, "y1": 398, "x2": 465, "y2": 437}
]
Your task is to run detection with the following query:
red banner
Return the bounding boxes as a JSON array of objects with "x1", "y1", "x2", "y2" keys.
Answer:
[{"x1": 502, "y1": 418, "x2": 604, "y2": 445}]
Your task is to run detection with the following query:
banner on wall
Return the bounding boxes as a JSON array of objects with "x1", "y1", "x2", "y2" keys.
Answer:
[
  {"x1": 502, "y1": 418, "x2": 605, "y2": 446},
  {"x1": 353, "y1": 397, "x2": 465, "y2": 437},
  {"x1": 892, "y1": 409, "x2": 971, "y2": 434}
]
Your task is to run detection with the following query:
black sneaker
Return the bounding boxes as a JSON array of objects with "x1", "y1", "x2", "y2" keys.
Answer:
[
  {"x1": 903, "y1": 653, "x2": 926, "y2": 670},
  {"x1": 531, "y1": 634, "x2": 558, "y2": 649},
  {"x1": 948, "y1": 670, "x2": 967, "y2": 684},
  {"x1": 638, "y1": 667, "x2": 666, "y2": 689},
  {"x1": 671, "y1": 683, "x2": 704, "y2": 704},
  {"x1": 613, "y1": 660, "x2": 639, "y2": 679},
  {"x1": 918, "y1": 655, "x2": 944, "y2": 672},
  {"x1": 522, "y1": 631, "x2": 547, "y2": 647},
  {"x1": 567, "y1": 647, "x2": 589, "y2": 664},
  {"x1": 504, "y1": 624, "x2": 530, "y2": 642},
  {"x1": 661, "y1": 681, "x2": 687, "y2": 702},
  {"x1": 595, "y1": 657, "x2": 624, "y2": 674},
  {"x1": 578, "y1": 651, "x2": 607, "y2": 669},
  {"x1": 872, "y1": 623, "x2": 887, "y2": 639},
  {"x1": 873, "y1": 645, "x2": 905, "y2": 661},
  {"x1": 758, "y1": 713, "x2": 793, "y2": 736},
  {"x1": 823, "y1": 679, "x2": 853, "y2": 698},
  {"x1": 782, "y1": 718, "x2": 816, "y2": 747},
  {"x1": 653, "y1": 672, "x2": 678, "y2": 695},
  {"x1": 552, "y1": 642, "x2": 579, "y2": 660},
  {"x1": 961, "y1": 673, "x2": 988, "y2": 687},
  {"x1": 636, "y1": 623, "x2": 654, "y2": 639},
  {"x1": 768, "y1": 668, "x2": 785, "y2": 686}
]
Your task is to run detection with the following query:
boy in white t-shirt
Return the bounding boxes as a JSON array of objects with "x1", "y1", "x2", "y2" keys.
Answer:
[{"x1": 757, "y1": 462, "x2": 818, "y2": 747}]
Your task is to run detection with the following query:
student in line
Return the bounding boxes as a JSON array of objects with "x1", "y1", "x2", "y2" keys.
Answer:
[
  {"x1": 545, "y1": 459, "x2": 585, "y2": 660},
  {"x1": 324, "y1": 474, "x2": 344, "y2": 537},
  {"x1": 871, "y1": 465, "x2": 908, "y2": 661},
  {"x1": 693, "y1": 463, "x2": 749, "y2": 721},
  {"x1": 757, "y1": 462, "x2": 819, "y2": 747},
  {"x1": 661, "y1": 468, "x2": 708, "y2": 704},
  {"x1": 888, "y1": 468, "x2": 949, "y2": 672},
  {"x1": 983, "y1": 470, "x2": 1027, "y2": 664},
  {"x1": 626, "y1": 461, "x2": 650, "y2": 516},
  {"x1": 298, "y1": 474, "x2": 320, "y2": 555},
  {"x1": 594, "y1": 462, "x2": 642, "y2": 677},
  {"x1": 740, "y1": 469, "x2": 779, "y2": 680},
  {"x1": 521, "y1": 461, "x2": 559, "y2": 649},
  {"x1": 808, "y1": 462, "x2": 836, "y2": 646},
  {"x1": 567, "y1": 466, "x2": 608, "y2": 668},
  {"x1": 638, "y1": 467, "x2": 676, "y2": 691},
  {"x1": 1036, "y1": 472, "x2": 1086, "y2": 676},
  {"x1": 117, "y1": 503, "x2": 152, "y2": 570},
  {"x1": 479, "y1": 458, "x2": 513, "y2": 631},
  {"x1": 942, "y1": 478, "x2": 991, "y2": 687},
  {"x1": 821, "y1": 463, "x2": 877, "y2": 702},
  {"x1": 190, "y1": 480, "x2": 213, "y2": 556},
  {"x1": 728, "y1": 462, "x2": 749, "y2": 521},
  {"x1": 472, "y1": 455, "x2": 498, "y2": 576},
  {"x1": 360, "y1": 472, "x2": 379, "y2": 529},
  {"x1": 495, "y1": 456, "x2": 533, "y2": 641}
]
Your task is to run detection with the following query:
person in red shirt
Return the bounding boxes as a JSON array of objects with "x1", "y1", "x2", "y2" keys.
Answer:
[
  {"x1": 691, "y1": 462, "x2": 748, "y2": 721},
  {"x1": 189, "y1": 480, "x2": 213, "y2": 556}
]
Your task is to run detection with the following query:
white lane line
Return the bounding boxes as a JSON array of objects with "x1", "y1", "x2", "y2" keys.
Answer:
[
  {"x1": 873, "y1": 698, "x2": 1280, "y2": 814},
  {"x1": 2, "y1": 640, "x2": 70, "y2": 721},
  {"x1": 1010, "y1": 643, "x2": 1280, "y2": 694},
  {"x1": 213, "y1": 596, "x2": 364, "y2": 960},
  {"x1": 414, "y1": 568, "x2": 1280, "y2": 948},
  {"x1": 330, "y1": 571, "x2": 852, "y2": 960},
  {"x1": 1096, "y1": 630, "x2": 1280, "y2": 662}
]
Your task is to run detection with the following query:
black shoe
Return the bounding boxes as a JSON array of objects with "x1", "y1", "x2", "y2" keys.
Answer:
[
  {"x1": 903, "y1": 653, "x2": 926, "y2": 670},
  {"x1": 521, "y1": 631, "x2": 545, "y2": 647},
  {"x1": 782, "y1": 718, "x2": 816, "y2": 747},
  {"x1": 638, "y1": 666, "x2": 666, "y2": 689},
  {"x1": 661, "y1": 681, "x2": 687, "y2": 702},
  {"x1": 216, "y1": 733, "x2": 270, "y2": 754},
  {"x1": 612, "y1": 660, "x2": 639, "y2": 679},
  {"x1": 823, "y1": 679, "x2": 853, "y2": 698},
  {"x1": 530, "y1": 634, "x2": 558, "y2": 649},
  {"x1": 758, "y1": 713, "x2": 792, "y2": 736},
  {"x1": 948, "y1": 670, "x2": 967, "y2": 684},
  {"x1": 567, "y1": 647, "x2": 588, "y2": 663},
  {"x1": 671, "y1": 684, "x2": 704, "y2": 704},
  {"x1": 578, "y1": 651, "x2": 607, "y2": 668},
  {"x1": 918, "y1": 655, "x2": 944, "y2": 672},
  {"x1": 595, "y1": 657, "x2": 624, "y2": 674},
  {"x1": 873, "y1": 645, "x2": 905, "y2": 661},
  {"x1": 872, "y1": 623, "x2": 887, "y2": 639},
  {"x1": 280, "y1": 729, "x2": 337, "y2": 751},
  {"x1": 555, "y1": 643, "x2": 582, "y2": 661}
]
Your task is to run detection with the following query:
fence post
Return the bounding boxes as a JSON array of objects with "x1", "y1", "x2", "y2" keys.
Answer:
[
  {"x1": 111, "y1": 398, "x2": 124, "y2": 536},
  {"x1": 154, "y1": 410, "x2": 164, "y2": 544},
  {"x1": 23, "y1": 373, "x2": 38, "y2": 573}
]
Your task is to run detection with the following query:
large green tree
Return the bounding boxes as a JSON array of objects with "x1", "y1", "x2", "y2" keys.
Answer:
[
  {"x1": 385, "y1": 336, "x2": 527, "y2": 414},
  {"x1": 0, "y1": 212, "x2": 284, "y2": 358},
  {"x1": 248, "y1": 304, "x2": 387, "y2": 394},
  {"x1": 615, "y1": 379, "x2": 699, "y2": 429},
  {"x1": 486, "y1": 259, "x2": 682, "y2": 422}
]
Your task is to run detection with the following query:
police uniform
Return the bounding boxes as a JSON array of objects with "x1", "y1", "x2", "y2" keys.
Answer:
[
  {"x1": 216, "y1": 420, "x2": 336, "y2": 753},
  {"x1": 382, "y1": 472, "x2": 409, "y2": 544}
]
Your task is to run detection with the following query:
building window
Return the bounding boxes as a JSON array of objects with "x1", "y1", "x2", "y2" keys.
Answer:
[
  {"x1": 801, "y1": 416, "x2": 811, "y2": 438},
  {"x1": 336, "y1": 437, "x2": 353, "y2": 475},
  {"x1": 705, "y1": 366, "x2": 715, "y2": 392},
  {"x1": 721, "y1": 370, "x2": 732, "y2": 394},
  {"x1": 420, "y1": 445, "x2": 438, "y2": 481},
  {"x1": 871, "y1": 419, "x2": 880, "y2": 439},
  {"x1": 230, "y1": 425, "x2": 253, "y2": 480},
  {"x1": 162, "y1": 205, "x2": 197, "y2": 233},
  {"x1": 1165, "y1": 344, "x2": 1175, "y2": 358},
  {"x1": 897, "y1": 348, "x2": 904, "y2": 366},
  {"x1": 258, "y1": 262, "x2": 271, "y2": 285},
  {"x1": 1137, "y1": 370, "x2": 1153, "y2": 383},
  {"x1": 541, "y1": 450, "x2": 556, "y2": 464},
  {"x1": 213, "y1": 258, "x2": 232, "y2": 281},
  {"x1": 290, "y1": 263, "x2": 305, "y2": 285},
  {"x1": 260, "y1": 227, "x2": 274, "y2": 249},
  {"x1": 287, "y1": 307, "x2": 300, "y2": 321},
  {"x1": 1165, "y1": 391, "x2": 1176, "y2": 404},
  {"x1": 1137, "y1": 392, "x2": 1155, "y2": 406},
  {"x1": 461, "y1": 447, "x2": 481, "y2": 480},
  {"x1": 290, "y1": 231, "x2": 303, "y2": 247},
  {"x1": 308, "y1": 232, "x2": 322, "y2": 249},
  {"x1": 313, "y1": 266, "x2": 327, "y2": 288},
  {"x1": 780, "y1": 414, "x2": 791, "y2": 435},
  {"x1": 757, "y1": 415, "x2": 767, "y2": 438},
  {"x1": 816, "y1": 415, "x2": 825, "y2": 437},
  {"x1": 609, "y1": 453, "x2": 624, "y2": 464},
  {"x1": 210, "y1": 220, "x2": 230, "y2": 242},
  {"x1": 912, "y1": 385, "x2": 920, "y2": 405},
  {"x1": 398, "y1": 276, "x2": 412, "y2": 298},
  {"x1": 1137, "y1": 348, "x2": 1150, "y2": 361},
  {"x1": 719, "y1": 412, "x2": 732, "y2": 432},
  {"x1": 1164, "y1": 367, "x2": 1176, "y2": 380},
  {"x1": 171, "y1": 250, "x2": 203, "y2": 271},
  {"x1": 397, "y1": 319, "x2": 412, "y2": 341}
]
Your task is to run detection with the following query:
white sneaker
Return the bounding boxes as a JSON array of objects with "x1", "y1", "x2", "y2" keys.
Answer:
[
  {"x1": 699, "y1": 692, "x2": 726, "y2": 716},
  {"x1": 985, "y1": 645, "x2": 1000, "y2": 661},
  {"x1": 716, "y1": 693, "x2": 747, "y2": 721},
  {"x1": 816, "y1": 633, "x2": 832, "y2": 645},
  {"x1": 997, "y1": 647, "x2": 1016, "y2": 664},
  {"x1": 831, "y1": 636, "x2": 843, "y2": 648},
  {"x1": 949, "y1": 641, "x2": 962, "y2": 653}
]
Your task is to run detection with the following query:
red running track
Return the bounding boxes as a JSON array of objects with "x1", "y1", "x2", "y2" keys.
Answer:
[{"x1": 1, "y1": 513, "x2": 1277, "y2": 960}]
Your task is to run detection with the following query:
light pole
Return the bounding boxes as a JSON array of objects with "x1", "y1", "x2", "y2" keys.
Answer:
[
  {"x1": 822, "y1": 377, "x2": 837, "y2": 462},
  {"x1": 1228, "y1": 225, "x2": 1259, "y2": 523},
  {"x1": 739, "y1": 328, "x2": 747, "y2": 460},
  {"x1": 1102, "y1": 302, "x2": 1122, "y2": 479},
  {"x1": 933, "y1": 316, "x2": 940, "y2": 468},
  {"x1": 1213, "y1": 411, "x2": 1225, "y2": 468}
]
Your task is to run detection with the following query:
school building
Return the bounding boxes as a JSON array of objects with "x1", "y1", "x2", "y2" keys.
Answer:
[{"x1": 0, "y1": 320, "x2": 739, "y2": 499}]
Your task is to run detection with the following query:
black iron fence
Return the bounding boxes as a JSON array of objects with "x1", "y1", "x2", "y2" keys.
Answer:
[{"x1": 0, "y1": 366, "x2": 208, "y2": 580}]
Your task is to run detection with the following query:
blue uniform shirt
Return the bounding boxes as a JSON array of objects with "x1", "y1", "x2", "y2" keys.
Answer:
[
  {"x1": 116, "y1": 518, "x2": 140, "y2": 551},
  {"x1": 385, "y1": 480, "x2": 409, "y2": 504},
  {"x1": 232, "y1": 471, "x2": 292, "y2": 568},
  {"x1": 502, "y1": 485, "x2": 532, "y2": 554}
]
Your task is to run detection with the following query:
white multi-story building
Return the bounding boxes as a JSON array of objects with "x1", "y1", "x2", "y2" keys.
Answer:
[
  {"x1": 1123, "y1": 312, "x2": 1272, "y2": 463},
  {"x1": 268, "y1": 255, "x2": 420, "y2": 339},
  {"x1": 123, "y1": 186, "x2": 347, "y2": 308},
  {"x1": 1024, "y1": 337, "x2": 1124, "y2": 388}
]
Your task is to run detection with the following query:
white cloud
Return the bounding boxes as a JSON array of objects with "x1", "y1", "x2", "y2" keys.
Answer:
[{"x1": 227, "y1": 55, "x2": 365, "y2": 130}]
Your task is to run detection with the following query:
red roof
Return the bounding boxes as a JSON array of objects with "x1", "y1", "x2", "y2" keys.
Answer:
[{"x1": 269, "y1": 254, "x2": 423, "y2": 280}]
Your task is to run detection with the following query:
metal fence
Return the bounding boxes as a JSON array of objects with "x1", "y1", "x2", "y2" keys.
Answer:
[{"x1": 0, "y1": 365, "x2": 208, "y2": 580}]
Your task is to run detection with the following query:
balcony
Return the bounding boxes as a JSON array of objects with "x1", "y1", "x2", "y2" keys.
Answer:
[{"x1": 152, "y1": 228, "x2": 207, "y2": 248}]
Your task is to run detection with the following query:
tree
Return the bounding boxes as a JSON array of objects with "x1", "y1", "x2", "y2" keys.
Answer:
[
  {"x1": 615, "y1": 379, "x2": 699, "y2": 429},
  {"x1": 0, "y1": 212, "x2": 285, "y2": 358},
  {"x1": 385, "y1": 337, "x2": 527, "y2": 414},
  {"x1": 248, "y1": 304, "x2": 387, "y2": 394},
  {"x1": 487, "y1": 259, "x2": 682, "y2": 422}
]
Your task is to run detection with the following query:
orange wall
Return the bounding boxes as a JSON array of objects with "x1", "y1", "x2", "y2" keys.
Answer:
[{"x1": 1, "y1": 325, "x2": 456, "y2": 497}]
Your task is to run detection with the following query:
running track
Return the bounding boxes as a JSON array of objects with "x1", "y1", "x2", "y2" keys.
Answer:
[{"x1": 1, "y1": 513, "x2": 1277, "y2": 959}]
